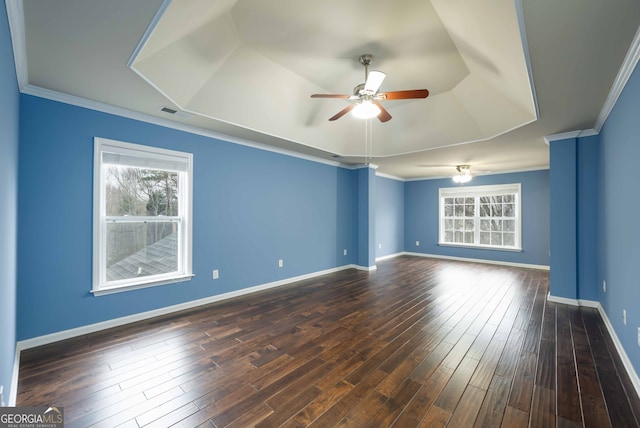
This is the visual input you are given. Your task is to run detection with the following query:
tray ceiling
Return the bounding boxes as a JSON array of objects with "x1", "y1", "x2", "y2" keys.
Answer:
[
  {"x1": 16, "y1": 0, "x2": 640, "y2": 178},
  {"x1": 130, "y1": 0, "x2": 537, "y2": 157}
]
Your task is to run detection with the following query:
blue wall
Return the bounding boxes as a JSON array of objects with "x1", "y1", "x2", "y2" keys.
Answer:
[
  {"x1": 405, "y1": 170, "x2": 550, "y2": 266},
  {"x1": 0, "y1": 0, "x2": 19, "y2": 402},
  {"x1": 549, "y1": 136, "x2": 600, "y2": 301},
  {"x1": 596, "y1": 59, "x2": 640, "y2": 374},
  {"x1": 17, "y1": 95, "x2": 358, "y2": 340},
  {"x1": 577, "y1": 135, "x2": 599, "y2": 301},
  {"x1": 356, "y1": 167, "x2": 376, "y2": 268},
  {"x1": 549, "y1": 139, "x2": 578, "y2": 299},
  {"x1": 375, "y1": 175, "x2": 404, "y2": 258}
]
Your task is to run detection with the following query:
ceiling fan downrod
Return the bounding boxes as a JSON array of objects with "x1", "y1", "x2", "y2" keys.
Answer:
[{"x1": 359, "y1": 54, "x2": 373, "y2": 82}]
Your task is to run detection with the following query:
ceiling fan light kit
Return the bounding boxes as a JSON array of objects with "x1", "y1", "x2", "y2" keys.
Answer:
[
  {"x1": 310, "y1": 54, "x2": 429, "y2": 123},
  {"x1": 352, "y1": 100, "x2": 381, "y2": 119},
  {"x1": 452, "y1": 165, "x2": 472, "y2": 183}
]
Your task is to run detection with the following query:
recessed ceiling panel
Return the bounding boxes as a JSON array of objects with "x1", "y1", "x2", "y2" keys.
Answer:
[{"x1": 130, "y1": 0, "x2": 537, "y2": 157}]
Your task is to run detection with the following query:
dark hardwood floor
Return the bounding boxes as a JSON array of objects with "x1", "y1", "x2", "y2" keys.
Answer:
[{"x1": 17, "y1": 256, "x2": 640, "y2": 427}]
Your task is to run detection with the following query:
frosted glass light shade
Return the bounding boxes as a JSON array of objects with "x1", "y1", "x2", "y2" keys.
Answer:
[{"x1": 352, "y1": 101, "x2": 381, "y2": 119}]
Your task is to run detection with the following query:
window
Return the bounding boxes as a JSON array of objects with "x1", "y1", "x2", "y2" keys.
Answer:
[
  {"x1": 93, "y1": 137, "x2": 193, "y2": 295},
  {"x1": 439, "y1": 183, "x2": 521, "y2": 251}
]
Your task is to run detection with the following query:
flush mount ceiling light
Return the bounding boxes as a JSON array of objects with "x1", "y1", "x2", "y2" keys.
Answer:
[{"x1": 452, "y1": 165, "x2": 472, "y2": 183}]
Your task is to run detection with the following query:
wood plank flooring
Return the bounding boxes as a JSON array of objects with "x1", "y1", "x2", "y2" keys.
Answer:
[{"x1": 17, "y1": 256, "x2": 640, "y2": 427}]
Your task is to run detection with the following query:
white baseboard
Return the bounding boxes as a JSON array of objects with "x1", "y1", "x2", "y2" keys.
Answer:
[
  {"x1": 547, "y1": 293, "x2": 640, "y2": 400},
  {"x1": 547, "y1": 294, "x2": 579, "y2": 306},
  {"x1": 17, "y1": 264, "x2": 365, "y2": 351},
  {"x1": 375, "y1": 252, "x2": 403, "y2": 262},
  {"x1": 9, "y1": 347, "x2": 19, "y2": 406},
  {"x1": 11, "y1": 264, "x2": 372, "y2": 404},
  {"x1": 403, "y1": 252, "x2": 550, "y2": 271},
  {"x1": 546, "y1": 293, "x2": 600, "y2": 308},
  {"x1": 596, "y1": 304, "x2": 640, "y2": 399},
  {"x1": 352, "y1": 264, "x2": 377, "y2": 272}
]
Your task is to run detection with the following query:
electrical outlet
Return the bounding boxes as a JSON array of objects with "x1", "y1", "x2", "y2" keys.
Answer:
[
  {"x1": 603, "y1": 280, "x2": 606, "y2": 292},
  {"x1": 378, "y1": 244, "x2": 382, "y2": 249},
  {"x1": 0, "y1": 385, "x2": 4, "y2": 407},
  {"x1": 623, "y1": 309, "x2": 627, "y2": 325},
  {"x1": 637, "y1": 327, "x2": 640, "y2": 346},
  {"x1": 212, "y1": 269, "x2": 219, "y2": 280},
  {"x1": 416, "y1": 240, "x2": 420, "y2": 246},
  {"x1": 278, "y1": 259, "x2": 283, "y2": 268},
  {"x1": 343, "y1": 249, "x2": 347, "y2": 256}
]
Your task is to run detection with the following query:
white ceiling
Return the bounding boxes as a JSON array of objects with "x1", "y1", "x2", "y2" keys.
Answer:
[{"x1": 14, "y1": 0, "x2": 640, "y2": 178}]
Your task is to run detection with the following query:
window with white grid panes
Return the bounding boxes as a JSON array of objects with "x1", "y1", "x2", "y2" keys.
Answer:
[{"x1": 439, "y1": 184, "x2": 521, "y2": 251}]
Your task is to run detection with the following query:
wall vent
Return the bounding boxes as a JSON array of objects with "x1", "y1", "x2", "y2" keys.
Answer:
[
  {"x1": 160, "y1": 106, "x2": 177, "y2": 114},
  {"x1": 159, "y1": 106, "x2": 193, "y2": 119}
]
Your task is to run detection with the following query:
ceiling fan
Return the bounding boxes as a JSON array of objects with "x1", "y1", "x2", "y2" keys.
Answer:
[
  {"x1": 452, "y1": 165, "x2": 473, "y2": 183},
  {"x1": 418, "y1": 164, "x2": 492, "y2": 183},
  {"x1": 310, "y1": 54, "x2": 429, "y2": 123}
]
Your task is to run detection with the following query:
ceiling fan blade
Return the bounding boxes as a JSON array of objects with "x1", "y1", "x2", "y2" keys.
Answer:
[
  {"x1": 381, "y1": 89, "x2": 429, "y2": 100},
  {"x1": 329, "y1": 104, "x2": 355, "y2": 121},
  {"x1": 311, "y1": 94, "x2": 350, "y2": 98},
  {"x1": 364, "y1": 70, "x2": 386, "y2": 93},
  {"x1": 374, "y1": 102, "x2": 392, "y2": 122}
]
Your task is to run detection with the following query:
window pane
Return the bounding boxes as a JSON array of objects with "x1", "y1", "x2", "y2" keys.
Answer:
[
  {"x1": 491, "y1": 204, "x2": 502, "y2": 217},
  {"x1": 464, "y1": 232, "x2": 474, "y2": 243},
  {"x1": 504, "y1": 194, "x2": 514, "y2": 203},
  {"x1": 491, "y1": 195, "x2": 502, "y2": 204},
  {"x1": 465, "y1": 197, "x2": 474, "y2": 204},
  {"x1": 503, "y1": 204, "x2": 515, "y2": 217},
  {"x1": 503, "y1": 232, "x2": 515, "y2": 247},
  {"x1": 455, "y1": 205, "x2": 464, "y2": 216},
  {"x1": 465, "y1": 204, "x2": 475, "y2": 217},
  {"x1": 480, "y1": 196, "x2": 490, "y2": 204},
  {"x1": 480, "y1": 219, "x2": 490, "y2": 231},
  {"x1": 480, "y1": 204, "x2": 490, "y2": 217},
  {"x1": 491, "y1": 219, "x2": 502, "y2": 231},
  {"x1": 106, "y1": 166, "x2": 179, "y2": 217},
  {"x1": 444, "y1": 204, "x2": 453, "y2": 216},
  {"x1": 503, "y1": 220, "x2": 515, "y2": 232},
  {"x1": 444, "y1": 219, "x2": 453, "y2": 230},
  {"x1": 480, "y1": 232, "x2": 490, "y2": 245},
  {"x1": 445, "y1": 198, "x2": 454, "y2": 205},
  {"x1": 465, "y1": 219, "x2": 474, "y2": 230},
  {"x1": 491, "y1": 232, "x2": 502, "y2": 245},
  {"x1": 454, "y1": 231, "x2": 464, "y2": 243},
  {"x1": 445, "y1": 231, "x2": 453, "y2": 242},
  {"x1": 106, "y1": 221, "x2": 178, "y2": 281},
  {"x1": 455, "y1": 197, "x2": 465, "y2": 204},
  {"x1": 455, "y1": 219, "x2": 464, "y2": 231}
]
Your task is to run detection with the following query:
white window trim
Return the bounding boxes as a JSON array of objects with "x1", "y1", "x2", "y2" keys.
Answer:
[
  {"x1": 438, "y1": 183, "x2": 522, "y2": 251},
  {"x1": 92, "y1": 137, "x2": 193, "y2": 295}
]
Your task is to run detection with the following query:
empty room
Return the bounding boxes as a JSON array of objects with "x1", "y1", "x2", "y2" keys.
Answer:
[{"x1": 2, "y1": 0, "x2": 640, "y2": 427}]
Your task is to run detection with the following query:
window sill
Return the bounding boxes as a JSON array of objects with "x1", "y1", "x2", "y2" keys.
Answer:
[
  {"x1": 91, "y1": 274, "x2": 194, "y2": 296},
  {"x1": 438, "y1": 242, "x2": 523, "y2": 252}
]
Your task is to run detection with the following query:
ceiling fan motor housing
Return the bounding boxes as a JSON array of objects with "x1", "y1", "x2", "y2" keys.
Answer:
[{"x1": 310, "y1": 53, "x2": 429, "y2": 123}]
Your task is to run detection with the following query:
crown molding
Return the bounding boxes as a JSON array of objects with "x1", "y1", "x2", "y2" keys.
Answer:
[
  {"x1": 544, "y1": 128, "x2": 598, "y2": 145},
  {"x1": 405, "y1": 166, "x2": 549, "y2": 182},
  {"x1": 20, "y1": 84, "x2": 345, "y2": 169},
  {"x1": 514, "y1": 0, "x2": 540, "y2": 121},
  {"x1": 595, "y1": 24, "x2": 640, "y2": 131},
  {"x1": 375, "y1": 171, "x2": 406, "y2": 182},
  {"x1": 5, "y1": 0, "x2": 27, "y2": 90},
  {"x1": 126, "y1": 0, "x2": 172, "y2": 67}
]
